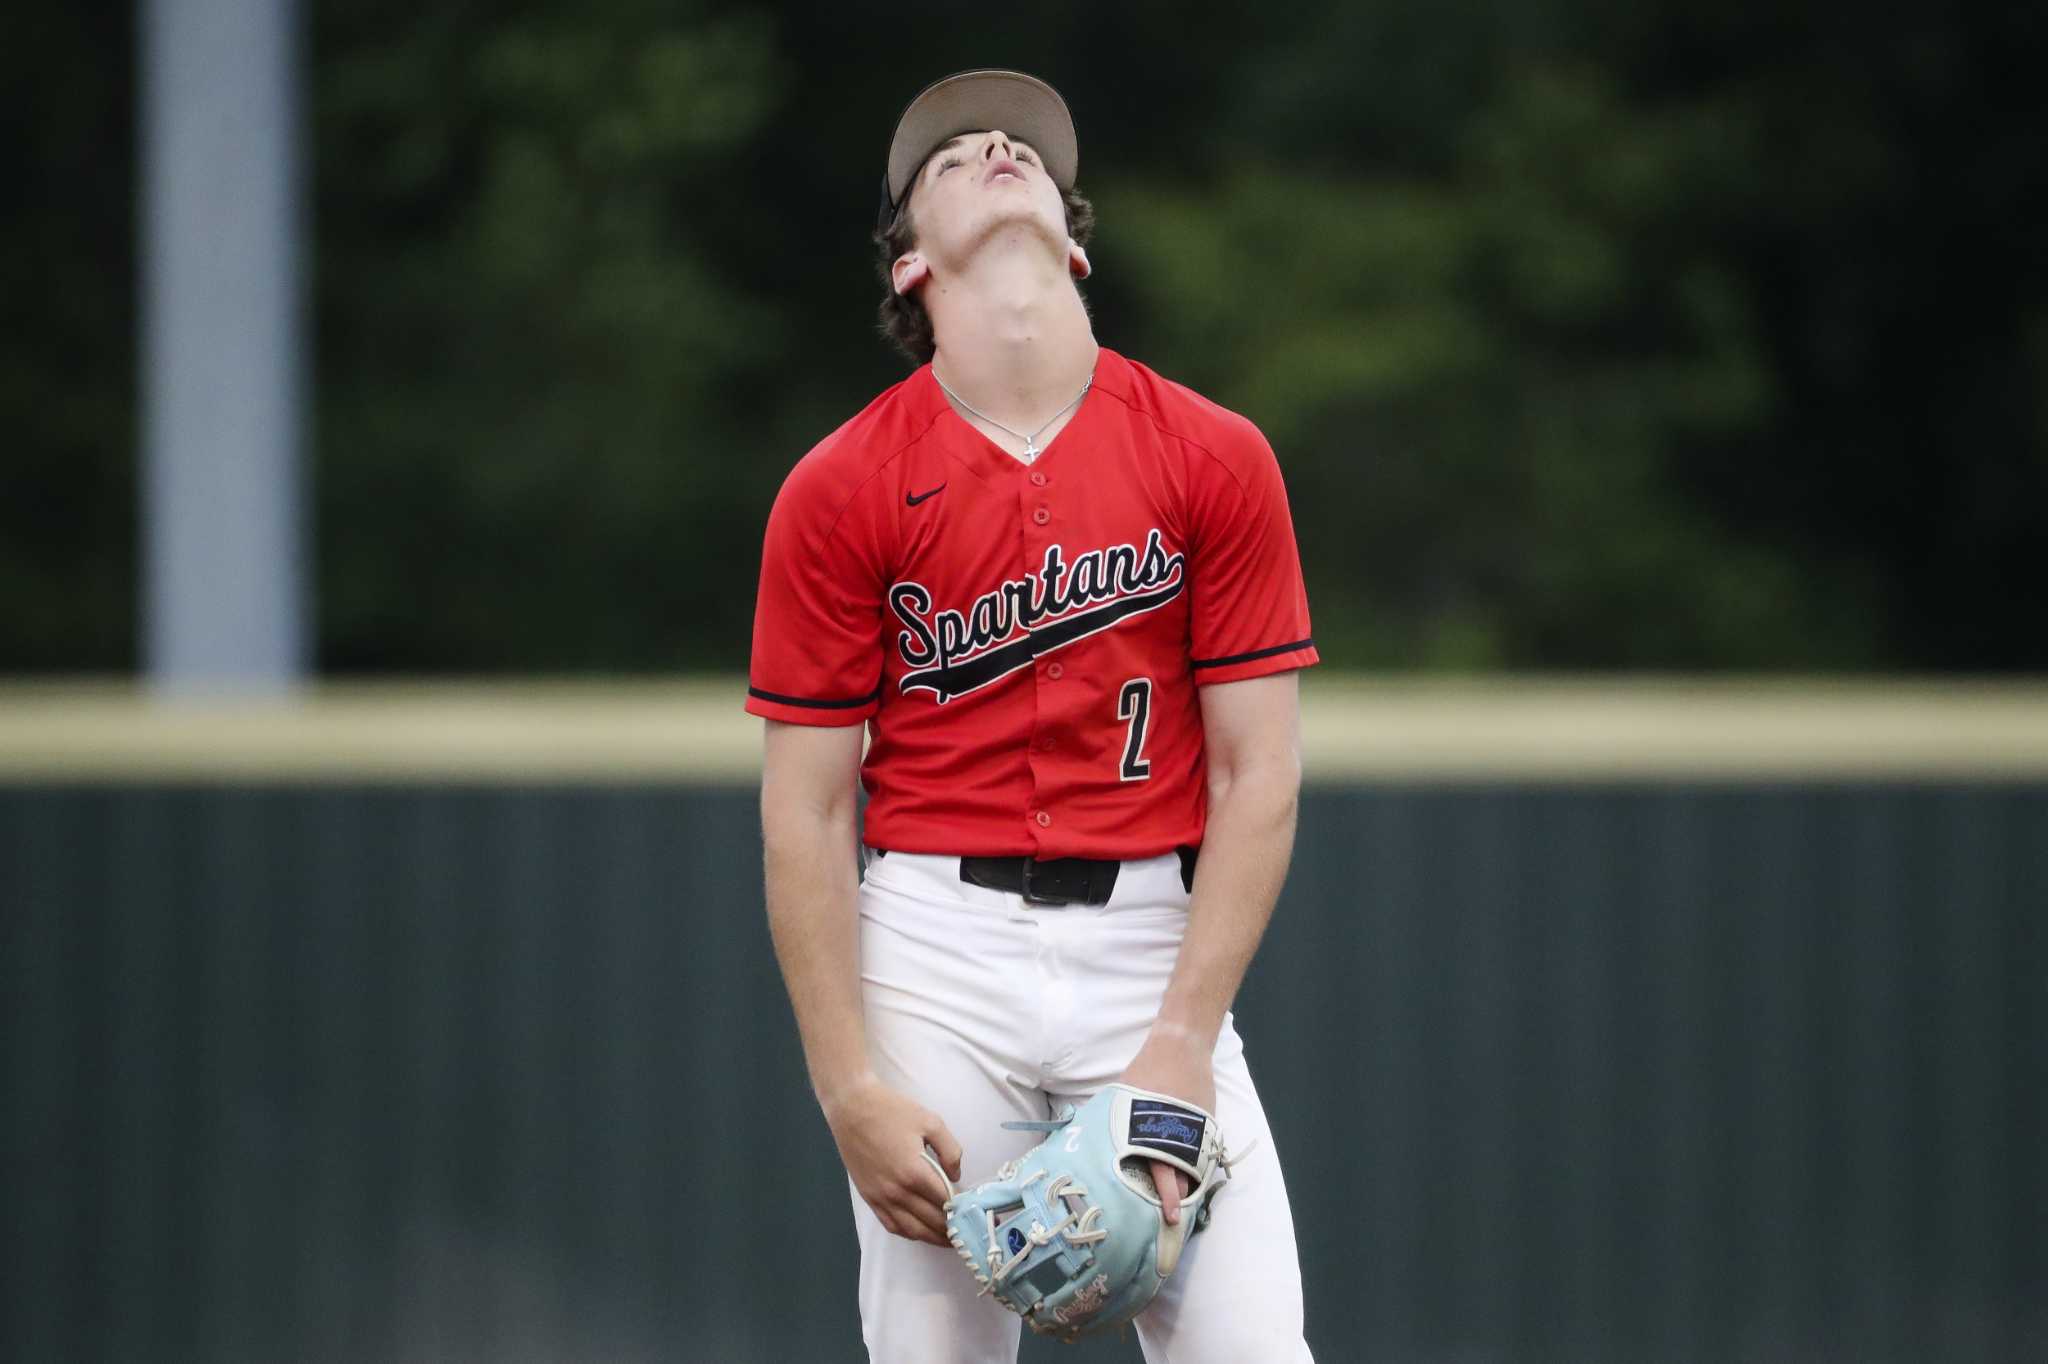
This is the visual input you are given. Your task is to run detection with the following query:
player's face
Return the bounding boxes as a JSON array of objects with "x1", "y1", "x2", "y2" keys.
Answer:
[{"x1": 901, "y1": 128, "x2": 1069, "y2": 268}]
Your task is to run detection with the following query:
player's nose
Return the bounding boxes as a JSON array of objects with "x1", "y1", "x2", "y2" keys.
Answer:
[{"x1": 979, "y1": 130, "x2": 1015, "y2": 162}]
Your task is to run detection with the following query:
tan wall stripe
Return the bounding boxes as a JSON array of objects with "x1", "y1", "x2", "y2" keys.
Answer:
[{"x1": 1, "y1": 676, "x2": 2045, "y2": 783}]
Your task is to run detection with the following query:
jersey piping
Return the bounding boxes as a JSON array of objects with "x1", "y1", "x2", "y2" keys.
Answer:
[
  {"x1": 746, "y1": 681, "x2": 885, "y2": 709},
  {"x1": 1189, "y1": 637, "x2": 1317, "y2": 670}
]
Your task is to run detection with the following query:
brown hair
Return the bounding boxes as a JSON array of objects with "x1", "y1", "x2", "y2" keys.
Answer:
[{"x1": 873, "y1": 180, "x2": 1097, "y2": 365}]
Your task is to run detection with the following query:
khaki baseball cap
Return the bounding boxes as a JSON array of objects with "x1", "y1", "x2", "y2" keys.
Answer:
[{"x1": 878, "y1": 69, "x2": 1078, "y2": 228}]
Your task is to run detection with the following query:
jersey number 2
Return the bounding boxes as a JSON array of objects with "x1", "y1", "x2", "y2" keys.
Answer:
[{"x1": 1117, "y1": 678, "x2": 1153, "y2": 782}]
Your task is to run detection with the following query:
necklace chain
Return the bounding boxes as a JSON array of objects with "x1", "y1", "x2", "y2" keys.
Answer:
[{"x1": 933, "y1": 366, "x2": 1094, "y2": 460}]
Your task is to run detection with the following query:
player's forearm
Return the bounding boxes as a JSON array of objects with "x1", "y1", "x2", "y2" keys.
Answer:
[
  {"x1": 761, "y1": 802, "x2": 873, "y2": 1108},
  {"x1": 1150, "y1": 758, "x2": 1301, "y2": 1050}
]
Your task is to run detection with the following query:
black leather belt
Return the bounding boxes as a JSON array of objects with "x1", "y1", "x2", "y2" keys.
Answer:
[
  {"x1": 950, "y1": 845, "x2": 1199, "y2": 906},
  {"x1": 960, "y1": 854, "x2": 1119, "y2": 905}
]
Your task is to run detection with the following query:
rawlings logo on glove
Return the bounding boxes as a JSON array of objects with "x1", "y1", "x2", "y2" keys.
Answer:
[{"x1": 930, "y1": 1084, "x2": 1231, "y2": 1341}]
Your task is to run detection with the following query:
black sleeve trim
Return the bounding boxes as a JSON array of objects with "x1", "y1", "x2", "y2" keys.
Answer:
[
  {"x1": 747, "y1": 683, "x2": 883, "y2": 709},
  {"x1": 1189, "y1": 637, "x2": 1315, "y2": 670}
]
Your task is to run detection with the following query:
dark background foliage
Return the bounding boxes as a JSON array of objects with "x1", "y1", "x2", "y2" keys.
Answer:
[{"x1": 5, "y1": 0, "x2": 2045, "y2": 672}]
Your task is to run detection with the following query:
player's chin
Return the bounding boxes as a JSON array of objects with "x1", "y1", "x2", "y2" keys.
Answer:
[{"x1": 966, "y1": 209, "x2": 1068, "y2": 255}]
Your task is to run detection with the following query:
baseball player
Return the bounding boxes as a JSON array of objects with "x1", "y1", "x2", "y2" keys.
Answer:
[{"x1": 747, "y1": 69, "x2": 1318, "y2": 1362}]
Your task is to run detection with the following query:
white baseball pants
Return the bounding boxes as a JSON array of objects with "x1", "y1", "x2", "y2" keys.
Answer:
[{"x1": 849, "y1": 845, "x2": 1315, "y2": 1364}]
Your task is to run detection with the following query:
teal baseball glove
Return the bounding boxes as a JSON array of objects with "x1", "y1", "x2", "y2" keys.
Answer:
[{"x1": 935, "y1": 1083, "x2": 1232, "y2": 1341}]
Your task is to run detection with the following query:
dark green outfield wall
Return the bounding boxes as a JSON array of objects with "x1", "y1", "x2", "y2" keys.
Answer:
[{"x1": 3, "y1": 784, "x2": 2043, "y2": 1362}]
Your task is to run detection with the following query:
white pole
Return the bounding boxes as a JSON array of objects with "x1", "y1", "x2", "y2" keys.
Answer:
[{"x1": 140, "y1": 0, "x2": 307, "y2": 696}]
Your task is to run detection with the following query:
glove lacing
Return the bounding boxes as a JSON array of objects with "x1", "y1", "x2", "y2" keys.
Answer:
[{"x1": 982, "y1": 1169, "x2": 1109, "y2": 1291}]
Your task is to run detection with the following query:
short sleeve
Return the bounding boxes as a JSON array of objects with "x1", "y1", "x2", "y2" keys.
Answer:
[
  {"x1": 1185, "y1": 426, "x2": 1320, "y2": 685},
  {"x1": 744, "y1": 460, "x2": 885, "y2": 726}
]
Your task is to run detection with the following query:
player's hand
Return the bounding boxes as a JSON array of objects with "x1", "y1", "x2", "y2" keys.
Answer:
[
  {"x1": 1115, "y1": 1030, "x2": 1216, "y2": 1226},
  {"x1": 821, "y1": 1074, "x2": 963, "y2": 1246}
]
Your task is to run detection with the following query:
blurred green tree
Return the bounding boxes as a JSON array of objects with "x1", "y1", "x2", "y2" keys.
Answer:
[
  {"x1": 0, "y1": 5, "x2": 135, "y2": 670},
  {"x1": 314, "y1": 1, "x2": 788, "y2": 668},
  {"x1": 1101, "y1": 65, "x2": 1822, "y2": 666}
]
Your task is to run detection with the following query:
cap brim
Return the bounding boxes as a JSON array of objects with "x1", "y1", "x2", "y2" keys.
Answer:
[{"x1": 884, "y1": 69, "x2": 1078, "y2": 211}]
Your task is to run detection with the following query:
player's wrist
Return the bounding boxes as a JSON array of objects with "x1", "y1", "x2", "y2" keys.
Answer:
[
  {"x1": 815, "y1": 1068, "x2": 882, "y2": 1120},
  {"x1": 1144, "y1": 1016, "x2": 1218, "y2": 1056}
]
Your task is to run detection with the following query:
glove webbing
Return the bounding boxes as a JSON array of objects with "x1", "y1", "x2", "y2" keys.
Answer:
[{"x1": 983, "y1": 1169, "x2": 1108, "y2": 1291}]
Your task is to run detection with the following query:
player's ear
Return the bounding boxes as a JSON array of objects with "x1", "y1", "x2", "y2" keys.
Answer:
[
  {"x1": 1068, "y1": 241, "x2": 1091, "y2": 280},
  {"x1": 893, "y1": 251, "x2": 930, "y2": 296}
]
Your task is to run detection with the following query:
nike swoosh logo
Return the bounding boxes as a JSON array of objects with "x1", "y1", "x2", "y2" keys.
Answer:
[{"x1": 906, "y1": 484, "x2": 946, "y2": 507}]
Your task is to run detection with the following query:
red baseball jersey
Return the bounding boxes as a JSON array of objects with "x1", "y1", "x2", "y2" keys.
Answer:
[{"x1": 744, "y1": 347, "x2": 1318, "y2": 859}]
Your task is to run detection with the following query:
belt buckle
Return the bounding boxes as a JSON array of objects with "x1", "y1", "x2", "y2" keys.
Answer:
[{"x1": 1018, "y1": 859, "x2": 1074, "y2": 907}]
